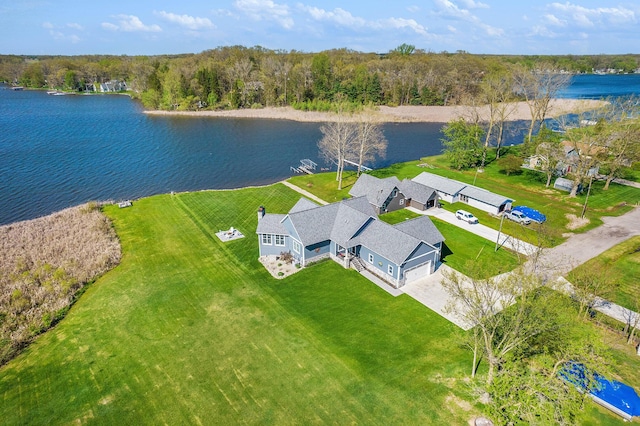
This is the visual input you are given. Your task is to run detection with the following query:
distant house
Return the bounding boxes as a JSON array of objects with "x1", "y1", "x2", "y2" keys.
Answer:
[
  {"x1": 412, "y1": 172, "x2": 513, "y2": 215},
  {"x1": 256, "y1": 196, "x2": 444, "y2": 288},
  {"x1": 98, "y1": 80, "x2": 128, "y2": 92},
  {"x1": 348, "y1": 174, "x2": 439, "y2": 214}
]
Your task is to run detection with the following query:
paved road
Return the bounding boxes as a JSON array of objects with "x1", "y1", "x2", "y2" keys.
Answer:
[
  {"x1": 411, "y1": 206, "x2": 538, "y2": 256},
  {"x1": 534, "y1": 207, "x2": 640, "y2": 277}
]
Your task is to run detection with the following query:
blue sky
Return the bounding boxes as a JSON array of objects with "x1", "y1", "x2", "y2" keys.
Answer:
[{"x1": 1, "y1": 1, "x2": 639, "y2": 55}]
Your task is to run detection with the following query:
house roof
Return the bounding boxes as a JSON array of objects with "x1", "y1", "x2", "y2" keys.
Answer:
[
  {"x1": 349, "y1": 174, "x2": 402, "y2": 208},
  {"x1": 286, "y1": 196, "x2": 375, "y2": 247},
  {"x1": 412, "y1": 172, "x2": 466, "y2": 196},
  {"x1": 459, "y1": 185, "x2": 512, "y2": 207},
  {"x1": 289, "y1": 197, "x2": 318, "y2": 213},
  {"x1": 393, "y1": 215, "x2": 444, "y2": 246},
  {"x1": 287, "y1": 203, "x2": 339, "y2": 246},
  {"x1": 258, "y1": 196, "x2": 442, "y2": 267},
  {"x1": 256, "y1": 214, "x2": 287, "y2": 235},
  {"x1": 399, "y1": 179, "x2": 437, "y2": 204},
  {"x1": 351, "y1": 220, "x2": 429, "y2": 265},
  {"x1": 330, "y1": 202, "x2": 374, "y2": 247},
  {"x1": 413, "y1": 172, "x2": 512, "y2": 207}
]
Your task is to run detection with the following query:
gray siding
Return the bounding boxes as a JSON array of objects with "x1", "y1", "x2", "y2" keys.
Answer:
[
  {"x1": 359, "y1": 245, "x2": 399, "y2": 280},
  {"x1": 304, "y1": 240, "x2": 330, "y2": 263},
  {"x1": 380, "y1": 189, "x2": 406, "y2": 213},
  {"x1": 258, "y1": 233, "x2": 289, "y2": 257}
]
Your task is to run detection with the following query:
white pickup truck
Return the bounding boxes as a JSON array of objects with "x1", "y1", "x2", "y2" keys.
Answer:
[{"x1": 504, "y1": 210, "x2": 531, "y2": 225}]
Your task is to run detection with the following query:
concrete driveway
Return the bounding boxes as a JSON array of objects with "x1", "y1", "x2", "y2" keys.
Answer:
[{"x1": 409, "y1": 206, "x2": 539, "y2": 256}]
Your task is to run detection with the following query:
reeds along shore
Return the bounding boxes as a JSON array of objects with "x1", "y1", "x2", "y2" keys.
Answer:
[
  {"x1": 143, "y1": 99, "x2": 607, "y2": 123},
  {"x1": 0, "y1": 203, "x2": 120, "y2": 364}
]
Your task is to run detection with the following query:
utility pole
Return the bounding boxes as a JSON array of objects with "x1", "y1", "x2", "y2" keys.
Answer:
[
  {"x1": 495, "y1": 213, "x2": 506, "y2": 252},
  {"x1": 581, "y1": 175, "x2": 594, "y2": 219}
]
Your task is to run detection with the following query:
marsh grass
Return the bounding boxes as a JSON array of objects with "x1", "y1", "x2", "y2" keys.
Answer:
[{"x1": 0, "y1": 203, "x2": 120, "y2": 364}]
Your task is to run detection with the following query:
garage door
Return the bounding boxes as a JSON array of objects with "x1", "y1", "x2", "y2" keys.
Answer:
[{"x1": 404, "y1": 261, "x2": 431, "y2": 282}]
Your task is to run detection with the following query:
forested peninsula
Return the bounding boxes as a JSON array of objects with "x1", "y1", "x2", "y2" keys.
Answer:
[{"x1": 1, "y1": 46, "x2": 638, "y2": 113}]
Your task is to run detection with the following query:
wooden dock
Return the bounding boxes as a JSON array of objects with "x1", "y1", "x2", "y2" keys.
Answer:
[{"x1": 290, "y1": 159, "x2": 317, "y2": 174}]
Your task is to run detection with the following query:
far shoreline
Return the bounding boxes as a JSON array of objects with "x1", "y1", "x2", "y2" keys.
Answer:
[{"x1": 143, "y1": 99, "x2": 606, "y2": 123}]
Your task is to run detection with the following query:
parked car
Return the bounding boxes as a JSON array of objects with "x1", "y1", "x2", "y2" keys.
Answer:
[
  {"x1": 455, "y1": 209, "x2": 479, "y2": 224},
  {"x1": 512, "y1": 206, "x2": 546, "y2": 223},
  {"x1": 504, "y1": 210, "x2": 531, "y2": 225}
]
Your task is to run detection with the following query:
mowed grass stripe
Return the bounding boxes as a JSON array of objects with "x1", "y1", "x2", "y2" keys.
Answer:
[{"x1": 0, "y1": 185, "x2": 474, "y2": 425}]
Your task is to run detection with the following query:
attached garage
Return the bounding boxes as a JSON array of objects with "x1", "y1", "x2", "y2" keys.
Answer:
[{"x1": 404, "y1": 261, "x2": 432, "y2": 282}]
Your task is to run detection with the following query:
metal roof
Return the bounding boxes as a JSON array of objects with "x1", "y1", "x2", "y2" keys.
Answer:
[{"x1": 412, "y1": 172, "x2": 466, "y2": 196}]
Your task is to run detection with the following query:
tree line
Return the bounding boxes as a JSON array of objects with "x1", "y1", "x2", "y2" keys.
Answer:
[{"x1": 1, "y1": 46, "x2": 639, "y2": 111}]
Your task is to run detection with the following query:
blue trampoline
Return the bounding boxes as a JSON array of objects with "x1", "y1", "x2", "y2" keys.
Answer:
[
  {"x1": 512, "y1": 206, "x2": 546, "y2": 223},
  {"x1": 560, "y1": 362, "x2": 640, "y2": 421}
]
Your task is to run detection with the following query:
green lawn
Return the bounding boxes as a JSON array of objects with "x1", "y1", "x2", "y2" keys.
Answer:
[
  {"x1": 380, "y1": 210, "x2": 522, "y2": 278},
  {"x1": 289, "y1": 154, "x2": 640, "y2": 247},
  {"x1": 568, "y1": 236, "x2": 640, "y2": 311},
  {"x1": 0, "y1": 183, "x2": 636, "y2": 425},
  {"x1": 0, "y1": 184, "x2": 476, "y2": 425}
]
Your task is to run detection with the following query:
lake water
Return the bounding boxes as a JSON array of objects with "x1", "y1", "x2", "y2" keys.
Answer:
[
  {"x1": 0, "y1": 89, "x2": 449, "y2": 225},
  {"x1": 1, "y1": 74, "x2": 638, "y2": 225}
]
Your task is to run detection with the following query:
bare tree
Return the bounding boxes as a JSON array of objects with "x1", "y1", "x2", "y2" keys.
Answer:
[
  {"x1": 512, "y1": 64, "x2": 571, "y2": 143},
  {"x1": 536, "y1": 140, "x2": 566, "y2": 187},
  {"x1": 441, "y1": 268, "x2": 555, "y2": 385},
  {"x1": 477, "y1": 70, "x2": 517, "y2": 165},
  {"x1": 567, "y1": 267, "x2": 614, "y2": 319},
  {"x1": 601, "y1": 119, "x2": 640, "y2": 189},
  {"x1": 318, "y1": 114, "x2": 357, "y2": 190},
  {"x1": 354, "y1": 110, "x2": 387, "y2": 176}
]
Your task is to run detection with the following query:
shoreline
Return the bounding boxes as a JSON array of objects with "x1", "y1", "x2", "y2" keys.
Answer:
[{"x1": 143, "y1": 99, "x2": 606, "y2": 123}]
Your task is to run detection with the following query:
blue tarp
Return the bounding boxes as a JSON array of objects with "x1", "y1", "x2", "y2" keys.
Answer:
[
  {"x1": 512, "y1": 205, "x2": 547, "y2": 223},
  {"x1": 560, "y1": 362, "x2": 640, "y2": 419}
]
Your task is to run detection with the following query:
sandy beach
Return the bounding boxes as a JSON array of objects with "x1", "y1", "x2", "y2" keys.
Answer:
[{"x1": 144, "y1": 99, "x2": 605, "y2": 123}]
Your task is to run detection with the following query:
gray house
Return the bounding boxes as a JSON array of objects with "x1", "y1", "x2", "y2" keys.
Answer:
[
  {"x1": 256, "y1": 196, "x2": 444, "y2": 288},
  {"x1": 412, "y1": 172, "x2": 513, "y2": 215},
  {"x1": 349, "y1": 174, "x2": 438, "y2": 214}
]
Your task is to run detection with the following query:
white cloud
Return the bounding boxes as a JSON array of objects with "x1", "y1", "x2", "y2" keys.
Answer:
[
  {"x1": 381, "y1": 17, "x2": 428, "y2": 36},
  {"x1": 543, "y1": 14, "x2": 567, "y2": 27},
  {"x1": 407, "y1": 5, "x2": 421, "y2": 13},
  {"x1": 154, "y1": 11, "x2": 215, "y2": 30},
  {"x1": 548, "y1": 2, "x2": 636, "y2": 27},
  {"x1": 49, "y1": 30, "x2": 81, "y2": 43},
  {"x1": 432, "y1": 0, "x2": 502, "y2": 37},
  {"x1": 66, "y1": 23, "x2": 84, "y2": 31},
  {"x1": 101, "y1": 22, "x2": 119, "y2": 31},
  {"x1": 101, "y1": 15, "x2": 162, "y2": 32},
  {"x1": 234, "y1": 0, "x2": 293, "y2": 29},
  {"x1": 42, "y1": 22, "x2": 54, "y2": 29},
  {"x1": 301, "y1": 6, "x2": 366, "y2": 27},
  {"x1": 299, "y1": 5, "x2": 429, "y2": 36},
  {"x1": 459, "y1": 0, "x2": 489, "y2": 9}
]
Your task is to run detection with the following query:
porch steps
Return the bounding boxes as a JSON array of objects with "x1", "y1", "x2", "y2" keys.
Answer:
[{"x1": 351, "y1": 256, "x2": 365, "y2": 272}]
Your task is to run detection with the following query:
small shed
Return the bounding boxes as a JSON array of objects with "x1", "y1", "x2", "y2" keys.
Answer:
[{"x1": 554, "y1": 177, "x2": 580, "y2": 193}]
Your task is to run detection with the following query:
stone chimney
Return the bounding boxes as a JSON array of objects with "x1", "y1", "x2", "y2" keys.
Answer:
[{"x1": 258, "y1": 206, "x2": 265, "y2": 220}]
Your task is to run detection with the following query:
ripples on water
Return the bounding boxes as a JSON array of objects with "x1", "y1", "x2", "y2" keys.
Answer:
[
  {"x1": 3, "y1": 74, "x2": 637, "y2": 225},
  {"x1": 0, "y1": 88, "x2": 447, "y2": 225}
]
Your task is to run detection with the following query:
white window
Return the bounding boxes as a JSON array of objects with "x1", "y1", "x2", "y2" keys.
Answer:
[
  {"x1": 392, "y1": 189, "x2": 398, "y2": 197},
  {"x1": 368, "y1": 253, "x2": 374, "y2": 264},
  {"x1": 293, "y1": 240, "x2": 301, "y2": 254},
  {"x1": 261, "y1": 234, "x2": 272, "y2": 245},
  {"x1": 388, "y1": 265, "x2": 394, "y2": 275},
  {"x1": 399, "y1": 199, "x2": 405, "y2": 205},
  {"x1": 275, "y1": 235, "x2": 285, "y2": 246}
]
